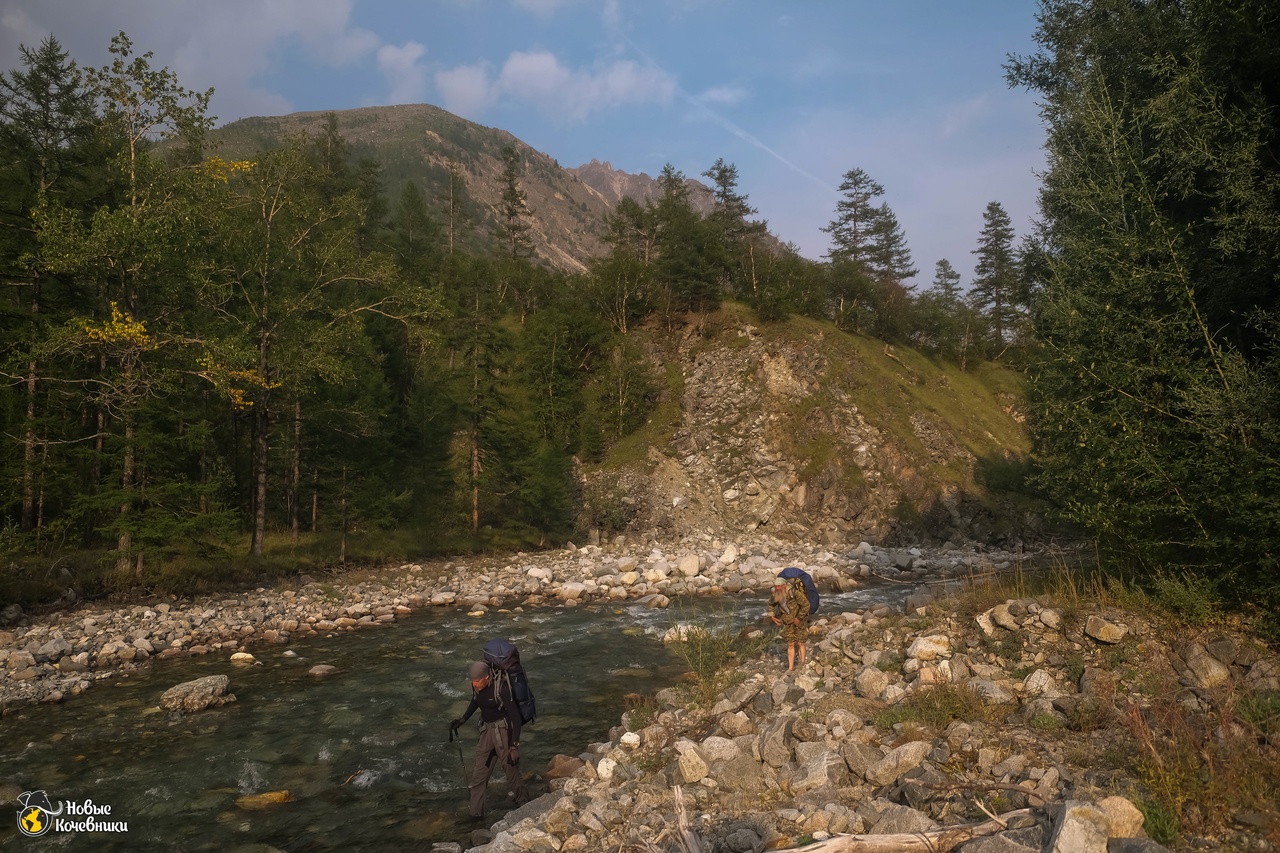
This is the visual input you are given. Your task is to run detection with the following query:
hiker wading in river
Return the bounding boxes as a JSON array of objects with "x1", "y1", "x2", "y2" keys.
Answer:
[{"x1": 451, "y1": 660, "x2": 530, "y2": 817}]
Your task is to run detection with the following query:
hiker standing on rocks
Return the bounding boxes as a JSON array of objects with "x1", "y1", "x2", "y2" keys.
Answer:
[
  {"x1": 451, "y1": 660, "x2": 530, "y2": 818},
  {"x1": 769, "y1": 576, "x2": 809, "y2": 671}
]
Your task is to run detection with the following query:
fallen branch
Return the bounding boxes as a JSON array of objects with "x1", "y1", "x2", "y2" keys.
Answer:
[
  {"x1": 789, "y1": 808, "x2": 1037, "y2": 852},
  {"x1": 670, "y1": 786, "x2": 705, "y2": 853}
]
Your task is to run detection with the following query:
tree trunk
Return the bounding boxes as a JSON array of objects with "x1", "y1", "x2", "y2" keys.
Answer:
[
  {"x1": 471, "y1": 431, "x2": 480, "y2": 535},
  {"x1": 118, "y1": 414, "x2": 135, "y2": 574},
  {"x1": 251, "y1": 402, "x2": 268, "y2": 557},
  {"x1": 291, "y1": 400, "x2": 301, "y2": 544},
  {"x1": 21, "y1": 360, "x2": 37, "y2": 531}
]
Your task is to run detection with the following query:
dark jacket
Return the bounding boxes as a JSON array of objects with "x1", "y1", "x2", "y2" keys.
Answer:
[{"x1": 460, "y1": 675, "x2": 523, "y2": 745}]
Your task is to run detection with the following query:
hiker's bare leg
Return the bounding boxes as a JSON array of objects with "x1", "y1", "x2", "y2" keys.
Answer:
[
  {"x1": 786, "y1": 643, "x2": 796, "y2": 671},
  {"x1": 799, "y1": 642, "x2": 806, "y2": 665}
]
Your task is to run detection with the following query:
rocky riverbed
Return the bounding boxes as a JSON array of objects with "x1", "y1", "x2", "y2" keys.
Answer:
[
  {"x1": 3, "y1": 535, "x2": 1276, "y2": 853},
  {"x1": 0, "y1": 535, "x2": 1024, "y2": 711},
  {"x1": 458, "y1": 584, "x2": 1279, "y2": 853}
]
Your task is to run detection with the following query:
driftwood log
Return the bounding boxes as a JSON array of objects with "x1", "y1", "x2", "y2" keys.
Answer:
[{"x1": 789, "y1": 808, "x2": 1038, "y2": 852}]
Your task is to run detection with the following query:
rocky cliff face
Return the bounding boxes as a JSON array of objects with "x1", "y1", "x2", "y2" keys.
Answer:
[
  {"x1": 580, "y1": 311, "x2": 1049, "y2": 549},
  {"x1": 569, "y1": 159, "x2": 717, "y2": 216}
]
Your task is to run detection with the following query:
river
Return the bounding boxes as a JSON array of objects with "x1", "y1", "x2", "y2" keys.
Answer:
[{"x1": 0, "y1": 585, "x2": 905, "y2": 851}]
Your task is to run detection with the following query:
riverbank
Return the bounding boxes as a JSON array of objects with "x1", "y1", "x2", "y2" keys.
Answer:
[
  {"x1": 460, "y1": 581, "x2": 1279, "y2": 853},
  {"x1": 0, "y1": 534, "x2": 1038, "y2": 711}
]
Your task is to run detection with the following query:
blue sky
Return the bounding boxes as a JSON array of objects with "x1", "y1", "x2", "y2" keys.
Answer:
[{"x1": 0, "y1": 0, "x2": 1047, "y2": 284}]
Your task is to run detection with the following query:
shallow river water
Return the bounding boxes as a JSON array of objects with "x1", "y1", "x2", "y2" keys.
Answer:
[{"x1": 0, "y1": 585, "x2": 904, "y2": 851}]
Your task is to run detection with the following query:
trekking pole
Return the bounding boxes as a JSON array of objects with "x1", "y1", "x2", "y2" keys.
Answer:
[{"x1": 449, "y1": 723, "x2": 469, "y2": 786}]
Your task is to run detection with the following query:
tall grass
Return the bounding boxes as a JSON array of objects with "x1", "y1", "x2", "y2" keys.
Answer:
[
  {"x1": 1124, "y1": 677, "x2": 1280, "y2": 844},
  {"x1": 664, "y1": 602, "x2": 772, "y2": 706}
]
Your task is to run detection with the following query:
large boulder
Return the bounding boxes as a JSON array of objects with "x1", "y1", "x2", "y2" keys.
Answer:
[{"x1": 159, "y1": 675, "x2": 236, "y2": 712}]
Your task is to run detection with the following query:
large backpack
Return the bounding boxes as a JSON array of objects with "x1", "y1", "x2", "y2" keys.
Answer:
[
  {"x1": 778, "y1": 566, "x2": 819, "y2": 615},
  {"x1": 482, "y1": 638, "x2": 537, "y2": 725}
]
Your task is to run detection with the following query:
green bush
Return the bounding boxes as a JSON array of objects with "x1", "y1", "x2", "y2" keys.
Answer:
[
  {"x1": 664, "y1": 603, "x2": 770, "y2": 706},
  {"x1": 873, "y1": 683, "x2": 991, "y2": 730}
]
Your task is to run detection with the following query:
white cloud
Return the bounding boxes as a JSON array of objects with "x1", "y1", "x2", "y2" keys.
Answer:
[
  {"x1": 377, "y1": 42, "x2": 429, "y2": 105},
  {"x1": 435, "y1": 61, "x2": 498, "y2": 118},
  {"x1": 698, "y1": 86, "x2": 747, "y2": 106},
  {"x1": 0, "y1": 0, "x2": 380, "y2": 124},
  {"x1": 503, "y1": 51, "x2": 675, "y2": 121},
  {"x1": 437, "y1": 49, "x2": 676, "y2": 123}
]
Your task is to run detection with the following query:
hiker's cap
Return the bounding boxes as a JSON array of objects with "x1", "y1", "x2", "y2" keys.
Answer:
[{"x1": 468, "y1": 661, "x2": 489, "y2": 680}]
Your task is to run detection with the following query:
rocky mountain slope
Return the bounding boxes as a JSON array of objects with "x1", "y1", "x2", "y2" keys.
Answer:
[
  {"x1": 209, "y1": 106, "x2": 724, "y2": 273},
  {"x1": 579, "y1": 306, "x2": 1052, "y2": 550},
  {"x1": 568, "y1": 158, "x2": 716, "y2": 215}
]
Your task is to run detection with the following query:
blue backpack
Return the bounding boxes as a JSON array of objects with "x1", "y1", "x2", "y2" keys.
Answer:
[
  {"x1": 482, "y1": 638, "x2": 537, "y2": 724},
  {"x1": 778, "y1": 567, "x2": 819, "y2": 615}
]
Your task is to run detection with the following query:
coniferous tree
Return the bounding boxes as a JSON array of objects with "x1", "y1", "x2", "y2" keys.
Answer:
[
  {"x1": 968, "y1": 200, "x2": 1021, "y2": 354},
  {"x1": 0, "y1": 36, "x2": 100, "y2": 533},
  {"x1": 652, "y1": 163, "x2": 717, "y2": 319},
  {"x1": 497, "y1": 145, "x2": 533, "y2": 262},
  {"x1": 822, "y1": 168, "x2": 916, "y2": 335}
]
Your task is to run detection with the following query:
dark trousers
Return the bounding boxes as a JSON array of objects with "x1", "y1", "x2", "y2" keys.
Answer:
[{"x1": 468, "y1": 720, "x2": 529, "y2": 817}]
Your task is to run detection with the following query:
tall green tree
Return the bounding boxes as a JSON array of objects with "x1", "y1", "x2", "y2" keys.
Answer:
[
  {"x1": 33, "y1": 32, "x2": 215, "y2": 574},
  {"x1": 913, "y1": 258, "x2": 976, "y2": 365},
  {"x1": 198, "y1": 136, "x2": 435, "y2": 557},
  {"x1": 497, "y1": 145, "x2": 533, "y2": 262},
  {"x1": 1008, "y1": 0, "x2": 1280, "y2": 615},
  {"x1": 821, "y1": 167, "x2": 916, "y2": 335},
  {"x1": 0, "y1": 36, "x2": 99, "y2": 533},
  {"x1": 651, "y1": 163, "x2": 718, "y2": 319},
  {"x1": 968, "y1": 200, "x2": 1022, "y2": 354}
]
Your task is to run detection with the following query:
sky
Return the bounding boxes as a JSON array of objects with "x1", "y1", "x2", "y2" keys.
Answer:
[{"x1": 0, "y1": 0, "x2": 1048, "y2": 285}]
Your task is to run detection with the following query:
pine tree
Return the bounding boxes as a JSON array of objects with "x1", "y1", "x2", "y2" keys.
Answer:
[
  {"x1": 822, "y1": 168, "x2": 916, "y2": 335},
  {"x1": 652, "y1": 163, "x2": 717, "y2": 318},
  {"x1": 497, "y1": 145, "x2": 533, "y2": 261},
  {"x1": 968, "y1": 200, "x2": 1020, "y2": 353}
]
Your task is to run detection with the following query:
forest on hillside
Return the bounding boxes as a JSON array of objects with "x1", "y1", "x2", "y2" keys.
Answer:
[
  {"x1": 0, "y1": 33, "x2": 1025, "y2": 599},
  {"x1": 2, "y1": 0, "x2": 1279, "y2": 625}
]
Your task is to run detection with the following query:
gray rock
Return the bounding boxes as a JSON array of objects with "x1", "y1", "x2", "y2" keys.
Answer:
[
  {"x1": 1177, "y1": 642, "x2": 1231, "y2": 689},
  {"x1": 1204, "y1": 635, "x2": 1237, "y2": 666},
  {"x1": 1085, "y1": 615, "x2": 1128, "y2": 644},
  {"x1": 956, "y1": 826, "x2": 1045, "y2": 853},
  {"x1": 840, "y1": 741, "x2": 884, "y2": 777},
  {"x1": 855, "y1": 665, "x2": 890, "y2": 699},
  {"x1": 992, "y1": 603, "x2": 1021, "y2": 631},
  {"x1": 711, "y1": 752, "x2": 767, "y2": 794},
  {"x1": 865, "y1": 740, "x2": 930, "y2": 786},
  {"x1": 722, "y1": 825, "x2": 764, "y2": 853},
  {"x1": 869, "y1": 802, "x2": 938, "y2": 834},
  {"x1": 158, "y1": 674, "x2": 236, "y2": 712},
  {"x1": 36, "y1": 638, "x2": 71, "y2": 661},
  {"x1": 757, "y1": 716, "x2": 793, "y2": 768},
  {"x1": 970, "y1": 678, "x2": 1016, "y2": 704},
  {"x1": 1048, "y1": 800, "x2": 1109, "y2": 853},
  {"x1": 791, "y1": 745, "x2": 848, "y2": 794}
]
